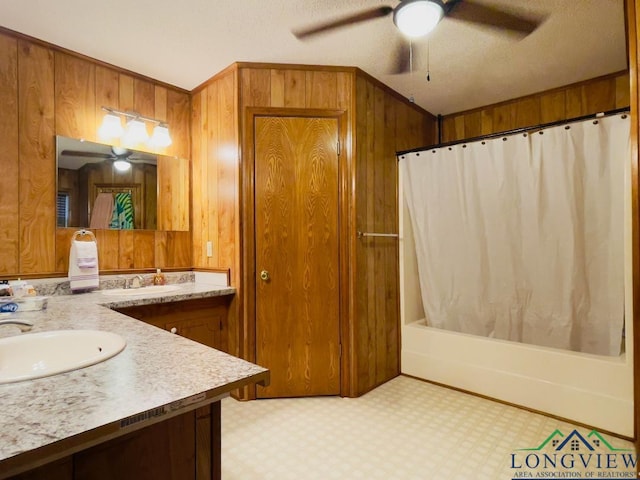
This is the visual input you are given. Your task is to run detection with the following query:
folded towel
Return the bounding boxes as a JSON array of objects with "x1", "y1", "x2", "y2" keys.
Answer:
[
  {"x1": 69, "y1": 240, "x2": 99, "y2": 292},
  {"x1": 74, "y1": 239, "x2": 98, "y2": 268},
  {"x1": 89, "y1": 193, "x2": 114, "y2": 229}
]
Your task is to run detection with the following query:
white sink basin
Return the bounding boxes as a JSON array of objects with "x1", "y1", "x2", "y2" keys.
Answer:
[
  {"x1": 101, "y1": 285, "x2": 182, "y2": 296},
  {"x1": 0, "y1": 330, "x2": 126, "y2": 384}
]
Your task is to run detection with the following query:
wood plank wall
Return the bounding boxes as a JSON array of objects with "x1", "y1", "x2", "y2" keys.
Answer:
[
  {"x1": 0, "y1": 33, "x2": 19, "y2": 274},
  {"x1": 191, "y1": 64, "x2": 354, "y2": 397},
  {"x1": 0, "y1": 29, "x2": 191, "y2": 277},
  {"x1": 441, "y1": 70, "x2": 630, "y2": 143},
  {"x1": 190, "y1": 67, "x2": 241, "y2": 387},
  {"x1": 354, "y1": 71, "x2": 437, "y2": 396},
  {"x1": 238, "y1": 65, "x2": 354, "y2": 396},
  {"x1": 191, "y1": 63, "x2": 436, "y2": 398},
  {"x1": 191, "y1": 69, "x2": 239, "y2": 278},
  {"x1": 627, "y1": 0, "x2": 640, "y2": 457}
]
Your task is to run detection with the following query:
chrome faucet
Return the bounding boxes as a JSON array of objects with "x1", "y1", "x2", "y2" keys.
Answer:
[{"x1": 0, "y1": 319, "x2": 34, "y2": 332}]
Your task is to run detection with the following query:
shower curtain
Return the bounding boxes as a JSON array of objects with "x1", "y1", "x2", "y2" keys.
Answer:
[{"x1": 400, "y1": 114, "x2": 629, "y2": 356}]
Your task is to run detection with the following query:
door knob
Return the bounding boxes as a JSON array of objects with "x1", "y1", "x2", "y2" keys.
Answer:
[{"x1": 260, "y1": 270, "x2": 270, "y2": 281}]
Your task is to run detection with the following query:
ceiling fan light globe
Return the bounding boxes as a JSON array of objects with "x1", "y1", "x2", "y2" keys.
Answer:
[
  {"x1": 394, "y1": 0, "x2": 444, "y2": 38},
  {"x1": 113, "y1": 160, "x2": 131, "y2": 172},
  {"x1": 98, "y1": 113, "x2": 124, "y2": 141}
]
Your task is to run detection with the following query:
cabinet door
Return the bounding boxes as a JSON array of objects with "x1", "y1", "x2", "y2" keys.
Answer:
[
  {"x1": 195, "y1": 403, "x2": 221, "y2": 480},
  {"x1": 74, "y1": 411, "x2": 196, "y2": 480},
  {"x1": 116, "y1": 296, "x2": 231, "y2": 352},
  {"x1": 8, "y1": 458, "x2": 72, "y2": 480},
  {"x1": 10, "y1": 406, "x2": 220, "y2": 480},
  {"x1": 166, "y1": 316, "x2": 219, "y2": 349}
]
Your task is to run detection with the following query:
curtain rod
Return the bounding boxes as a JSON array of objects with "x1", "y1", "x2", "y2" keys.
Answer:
[{"x1": 397, "y1": 106, "x2": 630, "y2": 157}]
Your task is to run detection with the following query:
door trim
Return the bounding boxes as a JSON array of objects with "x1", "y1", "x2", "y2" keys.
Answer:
[{"x1": 241, "y1": 107, "x2": 351, "y2": 399}]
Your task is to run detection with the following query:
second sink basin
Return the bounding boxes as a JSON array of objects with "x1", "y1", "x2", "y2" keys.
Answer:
[
  {"x1": 101, "y1": 285, "x2": 182, "y2": 296},
  {"x1": 0, "y1": 329, "x2": 126, "y2": 384}
]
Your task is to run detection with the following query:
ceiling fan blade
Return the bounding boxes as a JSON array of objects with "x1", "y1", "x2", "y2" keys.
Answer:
[
  {"x1": 293, "y1": 6, "x2": 393, "y2": 39},
  {"x1": 446, "y1": 0, "x2": 542, "y2": 37},
  {"x1": 389, "y1": 39, "x2": 411, "y2": 74},
  {"x1": 60, "y1": 150, "x2": 112, "y2": 159}
]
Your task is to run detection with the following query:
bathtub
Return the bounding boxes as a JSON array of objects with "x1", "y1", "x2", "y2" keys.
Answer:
[{"x1": 399, "y1": 191, "x2": 634, "y2": 438}]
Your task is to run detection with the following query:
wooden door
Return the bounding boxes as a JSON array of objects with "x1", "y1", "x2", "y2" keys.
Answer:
[{"x1": 255, "y1": 115, "x2": 341, "y2": 398}]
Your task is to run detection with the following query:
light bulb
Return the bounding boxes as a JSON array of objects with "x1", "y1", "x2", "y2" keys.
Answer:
[
  {"x1": 149, "y1": 124, "x2": 172, "y2": 148},
  {"x1": 98, "y1": 113, "x2": 124, "y2": 141},
  {"x1": 122, "y1": 119, "x2": 149, "y2": 146},
  {"x1": 394, "y1": 0, "x2": 443, "y2": 38},
  {"x1": 113, "y1": 160, "x2": 131, "y2": 172}
]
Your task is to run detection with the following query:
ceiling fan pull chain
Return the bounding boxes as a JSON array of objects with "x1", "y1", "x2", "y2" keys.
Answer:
[
  {"x1": 409, "y1": 39, "x2": 415, "y2": 103},
  {"x1": 426, "y1": 39, "x2": 431, "y2": 82},
  {"x1": 410, "y1": 38, "x2": 413, "y2": 74}
]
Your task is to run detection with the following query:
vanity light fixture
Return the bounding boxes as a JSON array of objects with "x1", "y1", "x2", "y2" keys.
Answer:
[
  {"x1": 98, "y1": 106, "x2": 172, "y2": 148},
  {"x1": 393, "y1": 0, "x2": 444, "y2": 38}
]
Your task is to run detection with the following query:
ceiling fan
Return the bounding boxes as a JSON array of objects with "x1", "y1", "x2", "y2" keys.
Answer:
[
  {"x1": 60, "y1": 146, "x2": 153, "y2": 172},
  {"x1": 293, "y1": 0, "x2": 544, "y2": 74}
]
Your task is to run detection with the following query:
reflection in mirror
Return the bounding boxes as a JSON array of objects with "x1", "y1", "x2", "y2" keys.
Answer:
[{"x1": 56, "y1": 136, "x2": 189, "y2": 231}]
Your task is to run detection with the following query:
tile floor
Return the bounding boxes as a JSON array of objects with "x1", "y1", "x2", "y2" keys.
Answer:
[{"x1": 221, "y1": 375, "x2": 635, "y2": 480}]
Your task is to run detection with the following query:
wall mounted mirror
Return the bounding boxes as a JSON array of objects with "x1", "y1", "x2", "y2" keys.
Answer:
[{"x1": 56, "y1": 136, "x2": 189, "y2": 232}]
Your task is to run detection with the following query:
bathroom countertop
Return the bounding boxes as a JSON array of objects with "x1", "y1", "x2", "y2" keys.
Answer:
[{"x1": 0, "y1": 283, "x2": 269, "y2": 478}]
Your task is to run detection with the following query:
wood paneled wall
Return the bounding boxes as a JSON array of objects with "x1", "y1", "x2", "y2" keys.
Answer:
[
  {"x1": 0, "y1": 28, "x2": 191, "y2": 277},
  {"x1": 627, "y1": 0, "x2": 640, "y2": 456},
  {"x1": 191, "y1": 63, "x2": 435, "y2": 398},
  {"x1": 0, "y1": 33, "x2": 19, "y2": 274},
  {"x1": 191, "y1": 69, "x2": 239, "y2": 278},
  {"x1": 441, "y1": 71, "x2": 630, "y2": 143},
  {"x1": 238, "y1": 65, "x2": 354, "y2": 397},
  {"x1": 353, "y1": 71, "x2": 437, "y2": 396},
  {"x1": 191, "y1": 64, "x2": 353, "y2": 394}
]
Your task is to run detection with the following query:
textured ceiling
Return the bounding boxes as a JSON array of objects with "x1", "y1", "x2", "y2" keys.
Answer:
[{"x1": 0, "y1": 0, "x2": 627, "y2": 115}]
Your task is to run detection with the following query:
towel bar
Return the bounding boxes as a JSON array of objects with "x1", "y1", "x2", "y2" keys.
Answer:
[{"x1": 357, "y1": 231, "x2": 399, "y2": 239}]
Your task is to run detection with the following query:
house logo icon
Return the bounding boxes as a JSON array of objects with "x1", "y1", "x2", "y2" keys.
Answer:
[
  {"x1": 510, "y1": 428, "x2": 636, "y2": 478},
  {"x1": 517, "y1": 428, "x2": 633, "y2": 453}
]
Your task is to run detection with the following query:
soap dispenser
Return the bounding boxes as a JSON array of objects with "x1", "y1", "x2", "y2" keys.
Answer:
[{"x1": 153, "y1": 269, "x2": 166, "y2": 285}]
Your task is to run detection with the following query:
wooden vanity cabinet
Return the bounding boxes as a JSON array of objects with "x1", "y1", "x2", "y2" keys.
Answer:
[
  {"x1": 116, "y1": 295, "x2": 231, "y2": 353},
  {"x1": 6, "y1": 296, "x2": 234, "y2": 480},
  {"x1": 9, "y1": 403, "x2": 222, "y2": 480},
  {"x1": 73, "y1": 409, "x2": 198, "y2": 479},
  {"x1": 9, "y1": 458, "x2": 73, "y2": 480}
]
